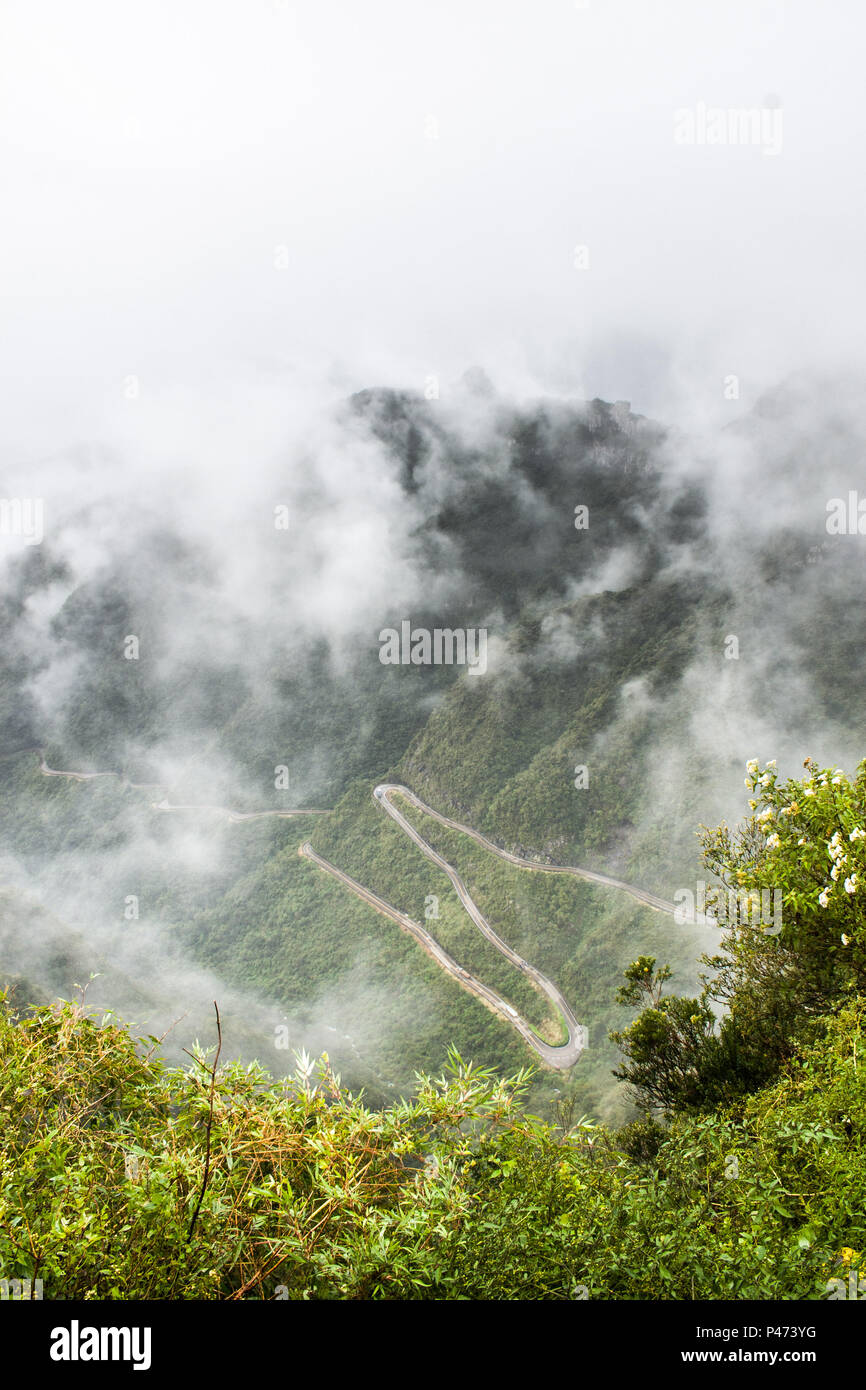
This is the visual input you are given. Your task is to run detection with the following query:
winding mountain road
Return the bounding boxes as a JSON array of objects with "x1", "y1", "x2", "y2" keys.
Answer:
[
  {"x1": 26, "y1": 748, "x2": 687, "y2": 1072},
  {"x1": 299, "y1": 836, "x2": 587, "y2": 1068},
  {"x1": 33, "y1": 752, "x2": 328, "y2": 819},
  {"x1": 152, "y1": 800, "x2": 330, "y2": 821},
  {"x1": 382, "y1": 784, "x2": 678, "y2": 915},
  {"x1": 301, "y1": 784, "x2": 678, "y2": 1070}
]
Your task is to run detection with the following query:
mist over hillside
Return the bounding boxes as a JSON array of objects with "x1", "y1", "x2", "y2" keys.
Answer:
[
  {"x1": 1, "y1": 370, "x2": 865, "y2": 1117},
  {"x1": 5, "y1": 0, "x2": 866, "y2": 1328}
]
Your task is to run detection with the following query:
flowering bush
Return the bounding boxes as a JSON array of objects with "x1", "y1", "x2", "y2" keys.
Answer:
[
  {"x1": 613, "y1": 758, "x2": 866, "y2": 1117},
  {"x1": 702, "y1": 757, "x2": 866, "y2": 991}
]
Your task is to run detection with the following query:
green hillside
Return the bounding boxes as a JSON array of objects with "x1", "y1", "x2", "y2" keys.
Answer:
[
  {"x1": 4, "y1": 750, "x2": 865, "y2": 1303},
  {"x1": 3, "y1": 388, "x2": 866, "y2": 1124}
]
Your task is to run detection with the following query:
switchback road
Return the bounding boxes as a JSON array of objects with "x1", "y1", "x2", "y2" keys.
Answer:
[
  {"x1": 382, "y1": 784, "x2": 678, "y2": 915},
  {"x1": 28, "y1": 748, "x2": 686, "y2": 1071},
  {"x1": 299, "y1": 836, "x2": 587, "y2": 1069},
  {"x1": 302, "y1": 781, "x2": 676, "y2": 1070}
]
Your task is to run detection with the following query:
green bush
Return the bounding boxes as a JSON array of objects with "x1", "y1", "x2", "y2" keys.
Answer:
[{"x1": 1, "y1": 989, "x2": 863, "y2": 1300}]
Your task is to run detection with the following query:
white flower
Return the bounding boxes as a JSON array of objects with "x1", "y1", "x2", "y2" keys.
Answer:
[
  {"x1": 804, "y1": 788, "x2": 815, "y2": 797},
  {"x1": 818, "y1": 890, "x2": 831, "y2": 907},
  {"x1": 841, "y1": 934, "x2": 851, "y2": 945},
  {"x1": 746, "y1": 759, "x2": 759, "y2": 774},
  {"x1": 844, "y1": 875, "x2": 858, "y2": 894},
  {"x1": 831, "y1": 866, "x2": 840, "y2": 881},
  {"x1": 745, "y1": 779, "x2": 753, "y2": 790},
  {"x1": 757, "y1": 809, "x2": 774, "y2": 823},
  {"x1": 767, "y1": 760, "x2": 777, "y2": 768},
  {"x1": 832, "y1": 775, "x2": 844, "y2": 785},
  {"x1": 760, "y1": 774, "x2": 773, "y2": 787},
  {"x1": 797, "y1": 837, "x2": 806, "y2": 846},
  {"x1": 765, "y1": 833, "x2": 781, "y2": 849},
  {"x1": 850, "y1": 827, "x2": 866, "y2": 841}
]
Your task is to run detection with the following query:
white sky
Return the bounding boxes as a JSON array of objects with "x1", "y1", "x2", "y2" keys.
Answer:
[{"x1": 1, "y1": 0, "x2": 864, "y2": 458}]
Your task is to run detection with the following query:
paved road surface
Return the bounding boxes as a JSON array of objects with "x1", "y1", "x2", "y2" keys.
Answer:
[
  {"x1": 28, "y1": 748, "x2": 694, "y2": 1070},
  {"x1": 299, "y1": 837, "x2": 586, "y2": 1069},
  {"x1": 382, "y1": 783, "x2": 678, "y2": 915},
  {"x1": 33, "y1": 752, "x2": 327, "y2": 818}
]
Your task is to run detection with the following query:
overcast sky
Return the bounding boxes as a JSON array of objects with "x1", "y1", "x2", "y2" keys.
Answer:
[
  {"x1": 1, "y1": 0, "x2": 864, "y2": 465},
  {"x1": 3, "y1": 0, "x2": 865, "y2": 1064}
]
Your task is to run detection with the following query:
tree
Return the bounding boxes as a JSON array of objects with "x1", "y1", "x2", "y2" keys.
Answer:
[{"x1": 611, "y1": 758, "x2": 866, "y2": 1118}]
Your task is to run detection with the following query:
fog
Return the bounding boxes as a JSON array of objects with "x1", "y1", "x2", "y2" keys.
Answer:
[
  {"x1": 1, "y1": 1, "x2": 865, "y2": 1092},
  {"x1": 2, "y1": 0, "x2": 865, "y2": 452}
]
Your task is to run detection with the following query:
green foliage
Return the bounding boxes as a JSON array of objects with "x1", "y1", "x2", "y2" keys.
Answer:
[
  {"x1": 1, "y1": 990, "x2": 863, "y2": 1300},
  {"x1": 615, "y1": 956, "x2": 673, "y2": 1009},
  {"x1": 611, "y1": 759, "x2": 866, "y2": 1116},
  {"x1": 703, "y1": 757, "x2": 866, "y2": 996}
]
